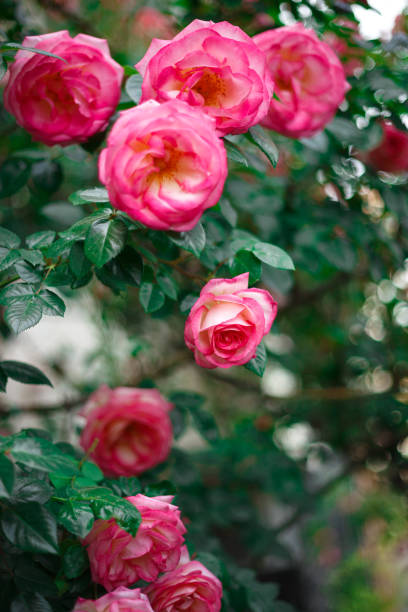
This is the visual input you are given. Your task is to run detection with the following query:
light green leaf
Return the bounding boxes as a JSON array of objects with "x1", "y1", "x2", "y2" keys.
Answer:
[
  {"x1": 139, "y1": 282, "x2": 165, "y2": 312},
  {"x1": 125, "y1": 73, "x2": 143, "y2": 104},
  {"x1": 69, "y1": 187, "x2": 110, "y2": 206}
]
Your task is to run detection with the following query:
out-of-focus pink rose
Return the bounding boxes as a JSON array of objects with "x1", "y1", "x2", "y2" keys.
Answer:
[
  {"x1": 144, "y1": 560, "x2": 222, "y2": 612},
  {"x1": 3, "y1": 31, "x2": 123, "y2": 146},
  {"x1": 324, "y1": 19, "x2": 364, "y2": 76},
  {"x1": 184, "y1": 272, "x2": 277, "y2": 369},
  {"x1": 133, "y1": 7, "x2": 176, "y2": 43},
  {"x1": 73, "y1": 586, "x2": 153, "y2": 612},
  {"x1": 98, "y1": 100, "x2": 227, "y2": 231},
  {"x1": 79, "y1": 386, "x2": 173, "y2": 477},
  {"x1": 367, "y1": 122, "x2": 408, "y2": 173},
  {"x1": 254, "y1": 23, "x2": 349, "y2": 139},
  {"x1": 135, "y1": 19, "x2": 273, "y2": 136},
  {"x1": 84, "y1": 494, "x2": 186, "y2": 591}
]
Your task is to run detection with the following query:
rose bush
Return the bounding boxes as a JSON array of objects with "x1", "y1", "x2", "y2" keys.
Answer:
[
  {"x1": 184, "y1": 272, "x2": 277, "y2": 368},
  {"x1": 84, "y1": 494, "x2": 186, "y2": 590},
  {"x1": 79, "y1": 386, "x2": 173, "y2": 477},
  {"x1": 324, "y1": 19, "x2": 364, "y2": 77},
  {"x1": 366, "y1": 122, "x2": 408, "y2": 173},
  {"x1": 135, "y1": 19, "x2": 273, "y2": 136},
  {"x1": 144, "y1": 560, "x2": 222, "y2": 612},
  {"x1": 254, "y1": 23, "x2": 349, "y2": 138},
  {"x1": 73, "y1": 587, "x2": 153, "y2": 612},
  {"x1": 98, "y1": 99, "x2": 227, "y2": 231},
  {"x1": 3, "y1": 31, "x2": 123, "y2": 146}
]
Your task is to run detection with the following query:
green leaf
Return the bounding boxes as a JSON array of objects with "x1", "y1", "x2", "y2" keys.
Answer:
[
  {"x1": 170, "y1": 223, "x2": 206, "y2": 257},
  {"x1": 104, "y1": 476, "x2": 141, "y2": 497},
  {"x1": 69, "y1": 242, "x2": 92, "y2": 278},
  {"x1": 247, "y1": 125, "x2": 279, "y2": 167},
  {"x1": 0, "y1": 453, "x2": 15, "y2": 498},
  {"x1": 2, "y1": 502, "x2": 58, "y2": 554},
  {"x1": 11, "y1": 477, "x2": 53, "y2": 504},
  {"x1": 10, "y1": 435, "x2": 78, "y2": 474},
  {"x1": 190, "y1": 402, "x2": 219, "y2": 444},
  {"x1": 0, "y1": 56, "x2": 6, "y2": 80},
  {"x1": 0, "y1": 365, "x2": 7, "y2": 392},
  {"x1": 92, "y1": 497, "x2": 141, "y2": 536},
  {"x1": 4, "y1": 298, "x2": 43, "y2": 334},
  {"x1": 157, "y1": 273, "x2": 178, "y2": 300},
  {"x1": 31, "y1": 160, "x2": 62, "y2": 193},
  {"x1": 223, "y1": 138, "x2": 249, "y2": 167},
  {"x1": 81, "y1": 461, "x2": 104, "y2": 483},
  {"x1": 144, "y1": 480, "x2": 177, "y2": 497},
  {"x1": 69, "y1": 187, "x2": 110, "y2": 206},
  {"x1": 38, "y1": 290, "x2": 65, "y2": 316},
  {"x1": 244, "y1": 342, "x2": 267, "y2": 377},
  {"x1": 0, "y1": 227, "x2": 21, "y2": 248},
  {"x1": 14, "y1": 558, "x2": 59, "y2": 597},
  {"x1": 10, "y1": 593, "x2": 53, "y2": 612},
  {"x1": 0, "y1": 248, "x2": 22, "y2": 273},
  {"x1": 15, "y1": 261, "x2": 43, "y2": 284},
  {"x1": 219, "y1": 197, "x2": 237, "y2": 227},
  {"x1": 180, "y1": 294, "x2": 198, "y2": 313},
  {"x1": 251, "y1": 243, "x2": 295, "y2": 271},
  {"x1": 59, "y1": 208, "x2": 112, "y2": 241},
  {"x1": 62, "y1": 542, "x2": 88, "y2": 579},
  {"x1": 85, "y1": 218, "x2": 127, "y2": 267},
  {"x1": 58, "y1": 501, "x2": 94, "y2": 538},
  {"x1": 0, "y1": 159, "x2": 30, "y2": 198},
  {"x1": 0, "y1": 361, "x2": 52, "y2": 387},
  {"x1": 168, "y1": 393, "x2": 188, "y2": 439},
  {"x1": 125, "y1": 74, "x2": 143, "y2": 104},
  {"x1": 139, "y1": 282, "x2": 165, "y2": 312},
  {"x1": 230, "y1": 251, "x2": 262, "y2": 285},
  {"x1": 26, "y1": 231, "x2": 56, "y2": 250}
]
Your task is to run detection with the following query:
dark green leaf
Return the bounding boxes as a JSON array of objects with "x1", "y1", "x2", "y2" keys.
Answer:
[
  {"x1": 58, "y1": 501, "x2": 94, "y2": 538},
  {"x1": 10, "y1": 593, "x2": 53, "y2": 612},
  {"x1": 244, "y1": 342, "x2": 267, "y2": 377},
  {"x1": 69, "y1": 242, "x2": 92, "y2": 279},
  {"x1": 62, "y1": 542, "x2": 88, "y2": 579},
  {"x1": 219, "y1": 197, "x2": 237, "y2": 227},
  {"x1": 91, "y1": 497, "x2": 141, "y2": 536},
  {"x1": 14, "y1": 558, "x2": 59, "y2": 597},
  {"x1": 104, "y1": 476, "x2": 141, "y2": 497},
  {"x1": 0, "y1": 227, "x2": 21, "y2": 248},
  {"x1": 157, "y1": 273, "x2": 178, "y2": 300},
  {"x1": 247, "y1": 125, "x2": 279, "y2": 167},
  {"x1": 4, "y1": 298, "x2": 43, "y2": 334},
  {"x1": 0, "y1": 361, "x2": 52, "y2": 387},
  {"x1": 11, "y1": 477, "x2": 53, "y2": 504},
  {"x1": 59, "y1": 209, "x2": 112, "y2": 241},
  {"x1": 144, "y1": 480, "x2": 177, "y2": 497},
  {"x1": 31, "y1": 160, "x2": 63, "y2": 193},
  {"x1": 170, "y1": 223, "x2": 206, "y2": 257},
  {"x1": 0, "y1": 453, "x2": 15, "y2": 498},
  {"x1": 180, "y1": 294, "x2": 198, "y2": 313},
  {"x1": 223, "y1": 139, "x2": 249, "y2": 167},
  {"x1": 10, "y1": 436, "x2": 78, "y2": 474},
  {"x1": 15, "y1": 261, "x2": 43, "y2": 284},
  {"x1": 139, "y1": 282, "x2": 165, "y2": 312},
  {"x1": 125, "y1": 74, "x2": 143, "y2": 104},
  {"x1": 0, "y1": 365, "x2": 7, "y2": 392},
  {"x1": 26, "y1": 230, "x2": 55, "y2": 249},
  {"x1": 85, "y1": 218, "x2": 127, "y2": 267},
  {"x1": 69, "y1": 187, "x2": 110, "y2": 206},
  {"x1": 2, "y1": 502, "x2": 58, "y2": 554},
  {"x1": 81, "y1": 461, "x2": 104, "y2": 483},
  {"x1": 230, "y1": 251, "x2": 262, "y2": 285},
  {"x1": 0, "y1": 159, "x2": 30, "y2": 198},
  {"x1": 190, "y1": 402, "x2": 219, "y2": 444}
]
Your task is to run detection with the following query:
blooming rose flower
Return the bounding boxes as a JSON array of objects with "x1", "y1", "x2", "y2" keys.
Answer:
[
  {"x1": 3, "y1": 31, "x2": 123, "y2": 146},
  {"x1": 79, "y1": 386, "x2": 173, "y2": 477},
  {"x1": 366, "y1": 122, "x2": 408, "y2": 174},
  {"x1": 324, "y1": 19, "x2": 364, "y2": 77},
  {"x1": 184, "y1": 272, "x2": 277, "y2": 369},
  {"x1": 84, "y1": 494, "x2": 186, "y2": 591},
  {"x1": 144, "y1": 560, "x2": 222, "y2": 612},
  {"x1": 135, "y1": 19, "x2": 273, "y2": 136},
  {"x1": 73, "y1": 587, "x2": 153, "y2": 612},
  {"x1": 98, "y1": 100, "x2": 227, "y2": 231},
  {"x1": 254, "y1": 23, "x2": 349, "y2": 139}
]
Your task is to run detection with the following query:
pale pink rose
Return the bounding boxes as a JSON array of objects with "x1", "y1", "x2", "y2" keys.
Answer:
[
  {"x1": 3, "y1": 31, "x2": 123, "y2": 146},
  {"x1": 84, "y1": 494, "x2": 186, "y2": 591},
  {"x1": 135, "y1": 19, "x2": 273, "y2": 136},
  {"x1": 73, "y1": 586, "x2": 153, "y2": 612},
  {"x1": 79, "y1": 386, "x2": 173, "y2": 477},
  {"x1": 144, "y1": 560, "x2": 222, "y2": 612},
  {"x1": 254, "y1": 23, "x2": 349, "y2": 139},
  {"x1": 366, "y1": 122, "x2": 408, "y2": 174},
  {"x1": 184, "y1": 272, "x2": 277, "y2": 369},
  {"x1": 98, "y1": 100, "x2": 227, "y2": 231}
]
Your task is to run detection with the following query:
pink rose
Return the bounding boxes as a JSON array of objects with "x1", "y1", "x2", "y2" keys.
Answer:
[
  {"x1": 79, "y1": 386, "x2": 173, "y2": 477},
  {"x1": 73, "y1": 587, "x2": 153, "y2": 612},
  {"x1": 254, "y1": 23, "x2": 349, "y2": 139},
  {"x1": 84, "y1": 494, "x2": 186, "y2": 591},
  {"x1": 367, "y1": 122, "x2": 408, "y2": 174},
  {"x1": 3, "y1": 31, "x2": 123, "y2": 146},
  {"x1": 184, "y1": 272, "x2": 277, "y2": 369},
  {"x1": 144, "y1": 560, "x2": 222, "y2": 612},
  {"x1": 135, "y1": 19, "x2": 273, "y2": 136},
  {"x1": 98, "y1": 100, "x2": 227, "y2": 231}
]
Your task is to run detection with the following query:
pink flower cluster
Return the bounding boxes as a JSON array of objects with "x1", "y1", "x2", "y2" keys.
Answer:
[{"x1": 78, "y1": 495, "x2": 222, "y2": 611}]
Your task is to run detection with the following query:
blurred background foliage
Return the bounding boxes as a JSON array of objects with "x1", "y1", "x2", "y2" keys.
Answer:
[{"x1": 1, "y1": 0, "x2": 408, "y2": 610}]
